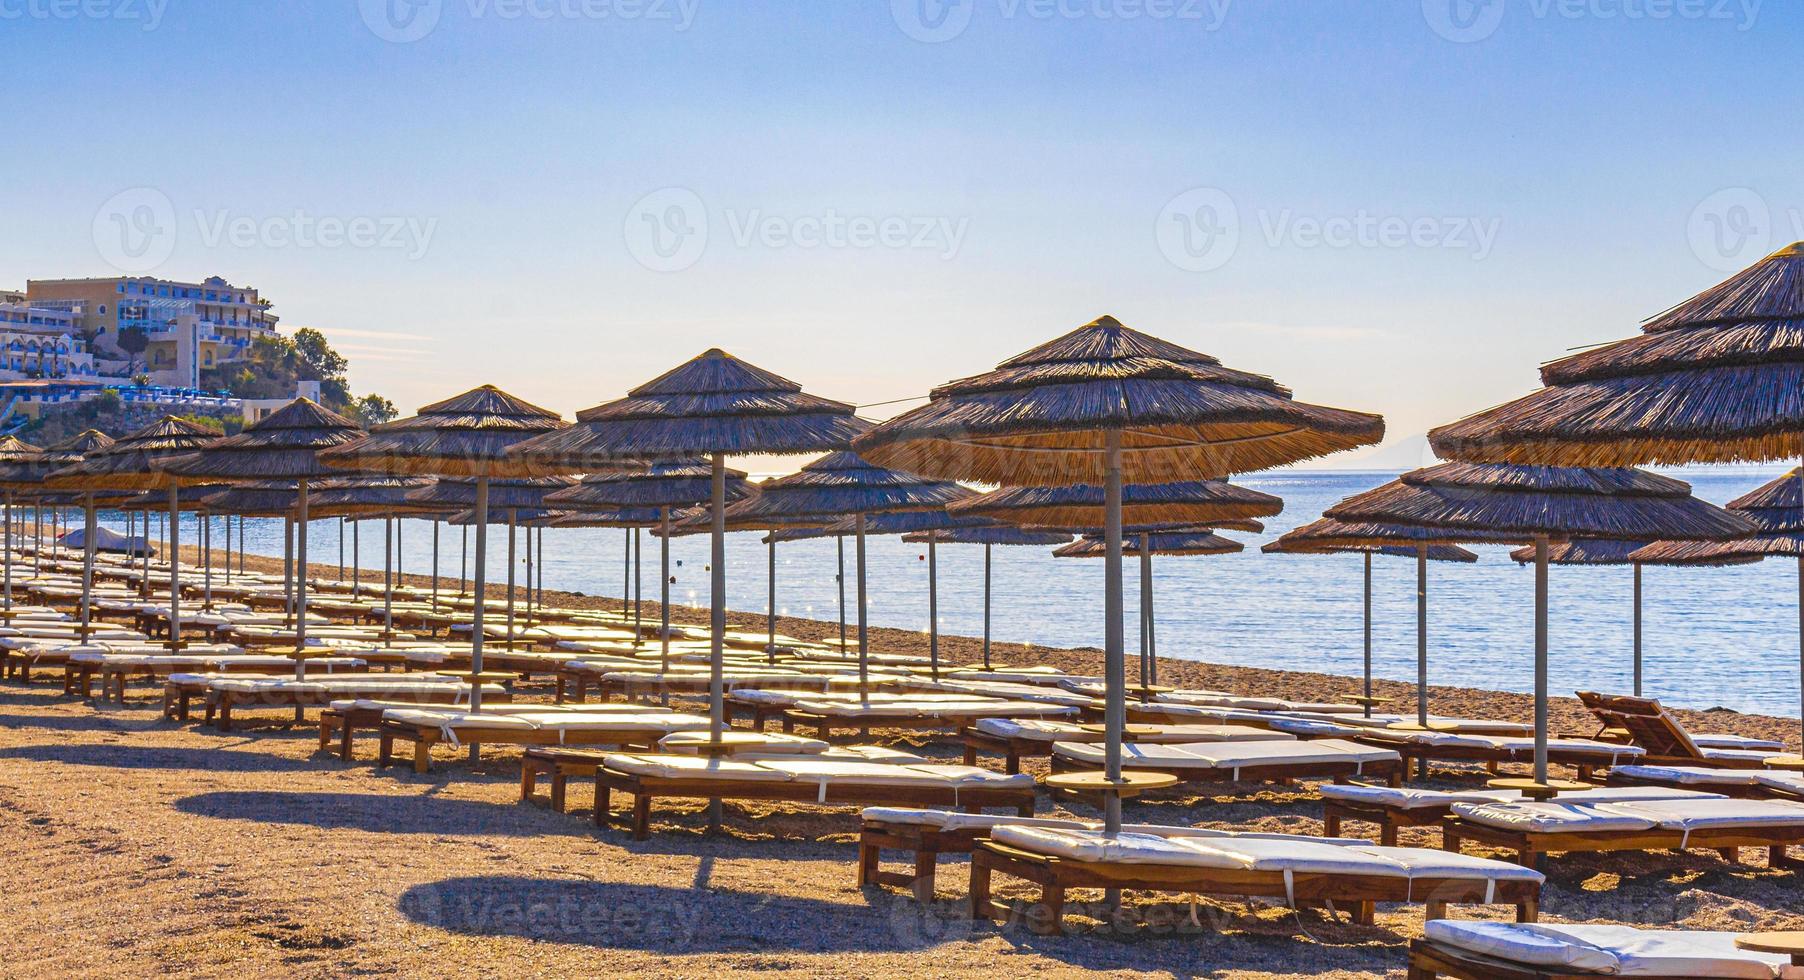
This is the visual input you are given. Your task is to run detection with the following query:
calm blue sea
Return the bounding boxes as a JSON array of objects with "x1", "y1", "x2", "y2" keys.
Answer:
[{"x1": 88, "y1": 469, "x2": 1801, "y2": 719}]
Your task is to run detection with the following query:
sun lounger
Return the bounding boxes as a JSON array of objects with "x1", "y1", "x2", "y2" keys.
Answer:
[
  {"x1": 1320, "y1": 784, "x2": 1724, "y2": 845},
  {"x1": 1410, "y1": 921, "x2": 1804, "y2": 979},
  {"x1": 65, "y1": 650, "x2": 358, "y2": 701},
  {"x1": 316, "y1": 698, "x2": 583, "y2": 760},
  {"x1": 856, "y1": 807, "x2": 1364, "y2": 900},
  {"x1": 589, "y1": 753, "x2": 1037, "y2": 839},
  {"x1": 1049, "y1": 738, "x2": 1402, "y2": 787},
  {"x1": 1577, "y1": 692, "x2": 1790, "y2": 769},
  {"x1": 1342, "y1": 728, "x2": 1645, "y2": 780},
  {"x1": 193, "y1": 673, "x2": 506, "y2": 730},
  {"x1": 969, "y1": 824, "x2": 1543, "y2": 935},
  {"x1": 376, "y1": 708, "x2": 713, "y2": 772},
  {"x1": 1442, "y1": 795, "x2": 1804, "y2": 869},
  {"x1": 960, "y1": 718, "x2": 1289, "y2": 773},
  {"x1": 784, "y1": 697, "x2": 1079, "y2": 739},
  {"x1": 1605, "y1": 764, "x2": 1782, "y2": 797}
]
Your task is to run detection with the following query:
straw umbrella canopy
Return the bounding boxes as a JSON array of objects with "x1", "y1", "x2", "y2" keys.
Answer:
[
  {"x1": 901, "y1": 522, "x2": 1074, "y2": 669},
  {"x1": 1310, "y1": 462, "x2": 1754, "y2": 784},
  {"x1": 1053, "y1": 527, "x2": 1243, "y2": 687},
  {"x1": 856, "y1": 315, "x2": 1384, "y2": 833},
  {"x1": 0, "y1": 430, "x2": 113, "y2": 607},
  {"x1": 506, "y1": 349, "x2": 869, "y2": 751},
  {"x1": 0, "y1": 434, "x2": 40, "y2": 610},
  {"x1": 545, "y1": 459, "x2": 751, "y2": 667},
  {"x1": 42, "y1": 416, "x2": 221, "y2": 641},
  {"x1": 1627, "y1": 469, "x2": 1802, "y2": 734},
  {"x1": 1430, "y1": 242, "x2": 1804, "y2": 468},
  {"x1": 318, "y1": 385, "x2": 567, "y2": 717},
  {"x1": 157, "y1": 399, "x2": 365, "y2": 669},
  {"x1": 1265, "y1": 529, "x2": 1478, "y2": 718}
]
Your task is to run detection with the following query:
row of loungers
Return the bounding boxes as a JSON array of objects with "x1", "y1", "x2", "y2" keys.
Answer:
[
  {"x1": 162, "y1": 672, "x2": 508, "y2": 728},
  {"x1": 853, "y1": 808, "x2": 1544, "y2": 932},
  {"x1": 373, "y1": 705, "x2": 713, "y2": 772},
  {"x1": 1049, "y1": 738, "x2": 1404, "y2": 787}
]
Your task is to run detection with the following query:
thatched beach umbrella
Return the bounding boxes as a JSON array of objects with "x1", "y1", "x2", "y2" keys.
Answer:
[
  {"x1": 0, "y1": 430, "x2": 113, "y2": 625},
  {"x1": 159, "y1": 399, "x2": 365, "y2": 670},
  {"x1": 404, "y1": 473, "x2": 576, "y2": 648},
  {"x1": 43, "y1": 417, "x2": 220, "y2": 643},
  {"x1": 1630, "y1": 468, "x2": 1803, "y2": 739},
  {"x1": 856, "y1": 315, "x2": 1384, "y2": 833},
  {"x1": 1431, "y1": 241, "x2": 1804, "y2": 467},
  {"x1": 0, "y1": 434, "x2": 42, "y2": 611},
  {"x1": 1311, "y1": 462, "x2": 1753, "y2": 785},
  {"x1": 507, "y1": 349, "x2": 868, "y2": 751},
  {"x1": 901, "y1": 523, "x2": 1074, "y2": 669},
  {"x1": 320, "y1": 385, "x2": 567, "y2": 723},
  {"x1": 721, "y1": 452, "x2": 968, "y2": 683},
  {"x1": 1264, "y1": 529, "x2": 1478, "y2": 718},
  {"x1": 546, "y1": 459, "x2": 751, "y2": 668}
]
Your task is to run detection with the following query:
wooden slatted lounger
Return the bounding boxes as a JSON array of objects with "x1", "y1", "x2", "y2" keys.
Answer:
[
  {"x1": 1440, "y1": 796, "x2": 1804, "y2": 869},
  {"x1": 1320, "y1": 785, "x2": 1723, "y2": 846},
  {"x1": 784, "y1": 699, "x2": 1079, "y2": 740},
  {"x1": 968, "y1": 825, "x2": 1543, "y2": 936},
  {"x1": 314, "y1": 696, "x2": 569, "y2": 760},
  {"x1": 1048, "y1": 738, "x2": 1404, "y2": 789},
  {"x1": 592, "y1": 754, "x2": 1038, "y2": 840},
  {"x1": 1577, "y1": 691, "x2": 1788, "y2": 769},
  {"x1": 375, "y1": 709, "x2": 712, "y2": 773},
  {"x1": 1309, "y1": 723, "x2": 1647, "y2": 782},
  {"x1": 1408, "y1": 921, "x2": 1804, "y2": 979},
  {"x1": 518, "y1": 733, "x2": 842, "y2": 812},
  {"x1": 199, "y1": 676, "x2": 505, "y2": 730},
  {"x1": 959, "y1": 718, "x2": 1289, "y2": 774}
]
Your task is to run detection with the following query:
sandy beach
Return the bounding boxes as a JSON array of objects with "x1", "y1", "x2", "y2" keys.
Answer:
[{"x1": 3, "y1": 548, "x2": 1801, "y2": 979}]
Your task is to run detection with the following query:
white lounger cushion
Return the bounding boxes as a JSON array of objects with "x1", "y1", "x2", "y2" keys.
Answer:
[
  {"x1": 1691, "y1": 734, "x2": 1787, "y2": 752},
  {"x1": 382, "y1": 710, "x2": 539, "y2": 731},
  {"x1": 657, "y1": 731, "x2": 829, "y2": 754},
  {"x1": 1321, "y1": 784, "x2": 1525, "y2": 809},
  {"x1": 1756, "y1": 772, "x2": 1804, "y2": 796},
  {"x1": 1605, "y1": 797, "x2": 1804, "y2": 832},
  {"x1": 1701, "y1": 747, "x2": 1784, "y2": 763},
  {"x1": 1053, "y1": 738, "x2": 1396, "y2": 774},
  {"x1": 791, "y1": 699, "x2": 1073, "y2": 719},
  {"x1": 602, "y1": 754, "x2": 796, "y2": 781},
  {"x1": 1613, "y1": 765, "x2": 1768, "y2": 786},
  {"x1": 503, "y1": 712, "x2": 711, "y2": 733},
  {"x1": 1452, "y1": 801, "x2": 1660, "y2": 834},
  {"x1": 1425, "y1": 920, "x2": 1804, "y2": 978},
  {"x1": 973, "y1": 718, "x2": 1287, "y2": 744},
  {"x1": 756, "y1": 759, "x2": 1034, "y2": 789}
]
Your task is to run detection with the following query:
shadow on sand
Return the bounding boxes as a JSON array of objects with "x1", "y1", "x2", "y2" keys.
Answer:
[
  {"x1": 0, "y1": 742, "x2": 326, "y2": 773},
  {"x1": 173, "y1": 790, "x2": 590, "y2": 837}
]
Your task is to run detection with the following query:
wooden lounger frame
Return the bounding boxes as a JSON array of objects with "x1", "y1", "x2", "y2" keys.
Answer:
[
  {"x1": 1362, "y1": 739, "x2": 1628, "y2": 783},
  {"x1": 1441, "y1": 814, "x2": 1803, "y2": 870},
  {"x1": 968, "y1": 839, "x2": 1540, "y2": 936},
  {"x1": 857, "y1": 816, "x2": 1006, "y2": 900},
  {"x1": 518, "y1": 746, "x2": 613, "y2": 812},
  {"x1": 1576, "y1": 691, "x2": 1771, "y2": 769},
  {"x1": 375, "y1": 719, "x2": 667, "y2": 773},
  {"x1": 786, "y1": 708, "x2": 1077, "y2": 742},
  {"x1": 1602, "y1": 769, "x2": 1775, "y2": 800},
  {"x1": 315, "y1": 695, "x2": 518, "y2": 761},
  {"x1": 198, "y1": 685, "x2": 477, "y2": 731},
  {"x1": 1046, "y1": 749, "x2": 1404, "y2": 789},
  {"x1": 591, "y1": 764, "x2": 1037, "y2": 840},
  {"x1": 1322, "y1": 797, "x2": 1449, "y2": 846}
]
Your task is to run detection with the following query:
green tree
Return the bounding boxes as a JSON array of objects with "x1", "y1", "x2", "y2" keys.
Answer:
[
  {"x1": 293, "y1": 327, "x2": 349, "y2": 381},
  {"x1": 116, "y1": 327, "x2": 150, "y2": 371},
  {"x1": 353, "y1": 393, "x2": 399, "y2": 427}
]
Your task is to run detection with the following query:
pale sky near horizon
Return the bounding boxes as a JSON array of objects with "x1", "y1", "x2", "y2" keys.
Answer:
[{"x1": 5, "y1": 1, "x2": 1802, "y2": 472}]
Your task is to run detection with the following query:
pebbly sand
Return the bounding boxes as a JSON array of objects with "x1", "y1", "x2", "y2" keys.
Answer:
[{"x1": 2, "y1": 547, "x2": 1800, "y2": 979}]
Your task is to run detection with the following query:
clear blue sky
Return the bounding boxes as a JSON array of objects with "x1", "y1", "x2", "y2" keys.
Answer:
[{"x1": 5, "y1": 0, "x2": 1800, "y2": 466}]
